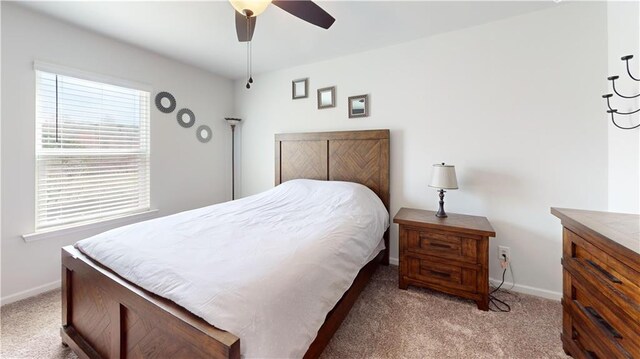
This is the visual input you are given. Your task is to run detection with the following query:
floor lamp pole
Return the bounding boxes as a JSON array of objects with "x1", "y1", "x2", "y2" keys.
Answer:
[
  {"x1": 225, "y1": 117, "x2": 242, "y2": 201},
  {"x1": 231, "y1": 124, "x2": 236, "y2": 200}
]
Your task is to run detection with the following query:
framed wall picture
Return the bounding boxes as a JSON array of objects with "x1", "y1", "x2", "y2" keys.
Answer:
[
  {"x1": 317, "y1": 86, "x2": 336, "y2": 109},
  {"x1": 348, "y1": 94, "x2": 369, "y2": 118},
  {"x1": 292, "y1": 78, "x2": 308, "y2": 99}
]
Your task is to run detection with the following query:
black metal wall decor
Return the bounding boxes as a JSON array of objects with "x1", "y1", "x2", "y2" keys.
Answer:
[
  {"x1": 176, "y1": 108, "x2": 196, "y2": 128},
  {"x1": 155, "y1": 92, "x2": 176, "y2": 113},
  {"x1": 603, "y1": 55, "x2": 640, "y2": 130}
]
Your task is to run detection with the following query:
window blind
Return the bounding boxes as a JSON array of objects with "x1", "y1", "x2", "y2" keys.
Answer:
[{"x1": 35, "y1": 70, "x2": 150, "y2": 230}]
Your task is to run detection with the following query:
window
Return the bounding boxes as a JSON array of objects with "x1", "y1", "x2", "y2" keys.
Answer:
[{"x1": 35, "y1": 69, "x2": 150, "y2": 231}]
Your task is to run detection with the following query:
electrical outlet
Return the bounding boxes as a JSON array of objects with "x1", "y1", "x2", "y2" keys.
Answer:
[{"x1": 498, "y1": 246, "x2": 510, "y2": 261}]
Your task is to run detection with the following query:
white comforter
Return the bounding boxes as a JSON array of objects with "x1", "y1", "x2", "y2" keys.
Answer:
[{"x1": 76, "y1": 179, "x2": 389, "y2": 358}]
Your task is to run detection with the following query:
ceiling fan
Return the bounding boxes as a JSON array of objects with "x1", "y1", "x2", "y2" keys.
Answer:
[
  {"x1": 229, "y1": 0, "x2": 335, "y2": 88},
  {"x1": 229, "y1": 0, "x2": 336, "y2": 42}
]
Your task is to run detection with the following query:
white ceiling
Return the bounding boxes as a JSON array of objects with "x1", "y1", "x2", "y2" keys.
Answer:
[{"x1": 19, "y1": 1, "x2": 555, "y2": 80}]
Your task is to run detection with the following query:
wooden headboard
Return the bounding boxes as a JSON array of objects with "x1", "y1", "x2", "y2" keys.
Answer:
[{"x1": 275, "y1": 129, "x2": 390, "y2": 264}]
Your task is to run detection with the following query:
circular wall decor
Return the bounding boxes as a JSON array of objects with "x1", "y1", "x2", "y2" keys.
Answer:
[
  {"x1": 196, "y1": 125, "x2": 212, "y2": 143},
  {"x1": 155, "y1": 92, "x2": 176, "y2": 113},
  {"x1": 176, "y1": 108, "x2": 196, "y2": 128}
]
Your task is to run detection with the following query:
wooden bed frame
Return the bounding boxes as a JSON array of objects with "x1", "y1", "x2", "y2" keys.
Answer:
[{"x1": 61, "y1": 129, "x2": 390, "y2": 359}]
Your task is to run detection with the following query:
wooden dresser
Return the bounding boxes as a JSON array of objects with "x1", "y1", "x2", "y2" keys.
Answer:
[
  {"x1": 552, "y1": 208, "x2": 640, "y2": 359},
  {"x1": 394, "y1": 208, "x2": 496, "y2": 311}
]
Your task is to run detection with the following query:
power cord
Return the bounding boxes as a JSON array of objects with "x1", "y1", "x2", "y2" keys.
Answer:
[
  {"x1": 488, "y1": 254, "x2": 512, "y2": 312},
  {"x1": 507, "y1": 257, "x2": 516, "y2": 291}
]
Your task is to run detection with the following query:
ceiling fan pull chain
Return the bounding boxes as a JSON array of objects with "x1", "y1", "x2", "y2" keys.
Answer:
[
  {"x1": 245, "y1": 14, "x2": 251, "y2": 89},
  {"x1": 245, "y1": 42, "x2": 250, "y2": 89},
  {"x1": 249, "y1": 40, "x2": 253, "y2": 84}
]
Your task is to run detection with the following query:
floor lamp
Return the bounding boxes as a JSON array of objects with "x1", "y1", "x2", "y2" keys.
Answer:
[{"x1": 224, "y1": 117, "x2": 242, "y2": 200}]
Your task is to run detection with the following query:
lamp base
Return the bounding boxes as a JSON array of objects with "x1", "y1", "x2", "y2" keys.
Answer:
[
  {"x1": 435, "y1": 210, "x2": 448, "y2": 218},
  {"x1": 435, "y1": 189, "x2": 447, "y2": 218}
]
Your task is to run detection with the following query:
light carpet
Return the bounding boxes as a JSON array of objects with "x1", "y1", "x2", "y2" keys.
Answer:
[{"x1": 1, "y1": 265, "x2": 567, "y2": 358}]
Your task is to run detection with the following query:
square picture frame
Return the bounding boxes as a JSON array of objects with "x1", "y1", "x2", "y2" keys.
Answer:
[
  {"x1": 292, "y1": 78, "x2": 308, "y2": 99},
  {"x1": 348, "y1": 94, "x2": 369, "y2": 118},
  {"x1": 317, "y1": 86, "x2": 336, "y2": 109}
]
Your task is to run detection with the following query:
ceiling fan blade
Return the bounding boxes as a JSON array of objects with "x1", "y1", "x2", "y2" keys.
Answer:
[
  {"x1": 272, "y1": 0, "x2": 335, "y2": 29},
  {"x1": 235, "y1": 11, "x2": 256, "y2": 42}
]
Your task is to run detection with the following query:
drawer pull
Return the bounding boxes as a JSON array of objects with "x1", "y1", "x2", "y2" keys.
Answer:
[
  {"x1": 576, "y1": 302, "x2": 623, "y2": 339},
  {"x1": 585, "y1": 351, "x2": 598, "y2": 359},
  {"x1": 585, "y1": 306, "x2": 622, "y2": 339},
  {"x1": 430, "y1": 242, "x2": 452, "y2": 249},
  {"x1": 429, "y1": 270, "x2": 451, "y2": 278},
  {"x1": 586, "y1": 260, "x2": 623, "y2": 284}
]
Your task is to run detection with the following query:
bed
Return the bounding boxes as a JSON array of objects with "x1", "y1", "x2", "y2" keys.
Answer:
[{"x1": 60, "y1": 129, "x2": 390, "y2": 359}]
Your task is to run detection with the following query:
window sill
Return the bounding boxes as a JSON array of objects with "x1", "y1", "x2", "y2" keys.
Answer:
[{"x1": 22, "y1": 209, "x2": 159, "y2": 243}]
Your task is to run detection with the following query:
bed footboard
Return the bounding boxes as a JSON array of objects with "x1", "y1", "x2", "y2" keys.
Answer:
[{"x1": 61, "y1": 246, "x2": 240, "y2": 359}]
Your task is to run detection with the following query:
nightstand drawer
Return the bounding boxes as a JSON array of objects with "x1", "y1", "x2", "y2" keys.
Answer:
[
  {"x1": 405, "y1": 229, "x2": 478, "y2": 264},
  {"x1": 406, "y1": 256, "x2": 478, "y2": 292}
]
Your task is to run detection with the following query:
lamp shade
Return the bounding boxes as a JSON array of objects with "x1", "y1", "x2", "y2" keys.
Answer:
[
  {"x1": 229, "y1": 0, "x2": 272, "y2": 16},
  {"x1": 429, "y1": 163, "x2": 458, "y2": 190},
  {"x1": 225, "y1": 117, "x2": 242, "y2": 126}
]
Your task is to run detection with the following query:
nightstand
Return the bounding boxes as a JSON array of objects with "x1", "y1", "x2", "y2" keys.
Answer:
[{"x1": 393, "y1": 207, "x2": 496, "y2": 311}]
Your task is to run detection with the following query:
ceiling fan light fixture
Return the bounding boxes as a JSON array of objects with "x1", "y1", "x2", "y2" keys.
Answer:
[{"x1": 229, "y1": 0, "x2": 272, "y2": 17}]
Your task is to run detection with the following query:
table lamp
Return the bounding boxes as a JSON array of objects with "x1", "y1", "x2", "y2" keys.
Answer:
[{"x1": 428, "y1": 163, "x2": 458, "y2": 218}]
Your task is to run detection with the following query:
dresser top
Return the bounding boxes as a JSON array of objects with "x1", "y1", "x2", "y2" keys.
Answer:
[
  {"x1": 393, "y1": 207, "x2": 495, "y2": 237},
  {"x1": 551, "y1": 207, "x2": 640, "y2": 256}
]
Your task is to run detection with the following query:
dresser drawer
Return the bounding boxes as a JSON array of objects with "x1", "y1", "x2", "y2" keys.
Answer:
[
  {"x1": 564, "y1": 229, "x2": 640, "y2": 319},
  {"x1": 567, "y1": 298, "x2": 633, "y2": 359},
  {"x1": 571, "y1": 276, "x2": 640, "y2": 356},
  {"x1": 405, "y1": 228, "x2": 478, "y2": 264},
  {"x1": 565, "y1": 314, "x2": 610, "y2": 359},
  {"x1": 406, "y1": 256, "x2": 477, "y2": 292}
]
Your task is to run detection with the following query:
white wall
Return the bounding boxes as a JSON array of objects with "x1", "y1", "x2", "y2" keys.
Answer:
[
  {"x1": 1, "y1": 3, "x2": 234, "y2": 304},
  {"x1": 607, "y1": 1, "x2": 640, "y2": 214},
  {"x1": 234, "y1": 2, "x2": 609, "y2": 298}
]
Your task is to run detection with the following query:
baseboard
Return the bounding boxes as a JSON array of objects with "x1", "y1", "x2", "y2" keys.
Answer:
[
  {"x1": 388, "y1": 257, "x2": 561, "y2": 301},
  {"x1": 489, "y1": 278, "x2": 561, "y2": 301},
  {"x1": 1, "y1": 280, "x2": 61, "y2": 306},
  {"x1": 389, "y1": 257, "x2": 399, "y2": 266}
]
